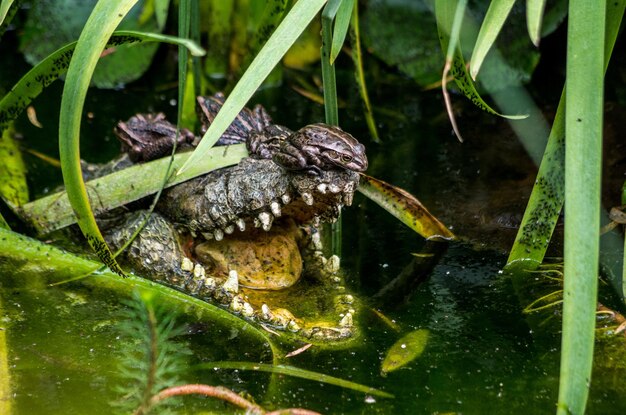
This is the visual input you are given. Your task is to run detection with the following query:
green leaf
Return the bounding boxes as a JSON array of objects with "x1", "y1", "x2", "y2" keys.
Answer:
[
  {"x1": 0, "y1": 0, "x2": 17, "y2": 38},
  {"x1": 199, "y1": 361, "x2": 394, "y2": 398},
  {"x1": 381, "y1": 329, "x2": 429, "y2": 374},
  {"x1": 506, "y1": 0, "x2": 626, "y2": 270},
  {"x1": 0, "y1": 294, "x2": 11, "y2": 414},
  {"x1": 58, "y1": 0, "x2": 142, "y2": 277},
  {"x1": 435, "y1": 0, "x2": 527, "y2": 120},
  {"x1": 358, "y1": 174, "x2": 455, "y2": 241},
  {"x1": 178, "y1": 0, "x2": 328, "y2": 175},
  {"x1": 20, "y1": 0, "x2": 172, "y2": 88},
  {"x1": 0, "y1": 30, "x2": 204, "y2": 133},
  {"x1": 330, "y1": 0, "x2": 354, "y2": 64},
  {"x1": 526, "y1": 0, "x2": 547, "y2": 46},
  {"x1": 557, "y1": 1, "x2": 606, "y2": 413},
  {"x1": 469, "y1": 0, "x2": 516, "y2": 80},
  {"x1": 0, "y1": 122, "x2": 28, "y2": 207},
  {"x1": 20, "y1": 145, "x2": 247, "y2": 235},
  {"x1": 350, "y1": 0, "x2": 379, "y2": 143}
]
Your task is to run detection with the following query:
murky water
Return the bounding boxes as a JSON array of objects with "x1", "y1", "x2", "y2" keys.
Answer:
[{"x1": 1, "y1": 52, "x2": 625, "y2": 414}]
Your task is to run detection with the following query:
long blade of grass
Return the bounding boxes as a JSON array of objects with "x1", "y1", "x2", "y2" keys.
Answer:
[
  {"x1": 198, "y1": 361, "x2": 394, "y2": 398},
  {"x1": 527, "y1": 0, "x2": 547, "y2": 46},
  {"x1": 20, "y1": 145, "x2": 247, "y2": 235},
  {"x1": 556, "y1": 1, "x2": 606, "y2": 413},
  {"x1": 469, "y1": 0, "x2": 515, "y2": 80},
  {"x1": 0, "y1": 30, "x2": 203, "y2": 135},
  {"x1": 349, "y1": 0, "x2": 379, "y2": 142},
  {"x1": 330, "y1": 0, "x2": 354, "y2": 64},
  {"x1": 506, "y1": 0, "x2": 625, "y2": 270},
  {"x1": 0, "y1": 0, "x2": 14, "y2": 25},
  {"x1": 0, "y1": 226, "x2": 278, "y2": 360},
  {"x1": 435, "y1": 0, "x2": 527, "y2": 122},
  {"x1": 178, "y1": 0, "x2": 328, "y2": 175}
]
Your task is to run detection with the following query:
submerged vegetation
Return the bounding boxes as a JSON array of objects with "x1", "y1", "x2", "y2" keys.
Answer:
[{"x1": 0, "y1": 0, "x2": 625, "y2": 413}]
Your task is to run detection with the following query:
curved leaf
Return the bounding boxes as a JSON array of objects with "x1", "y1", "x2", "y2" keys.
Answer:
[
  {"x1": 358, "y1": 174, "x2": 455, "y2": 241},
  {"x1": 469, "y1": 0, "x2": 516, "y2": 80},
  {"x1": 435, "y1": 0, "x2": 528, "y2": 120},
  {"x1": 178, "y1": 0, "x2": 328, "y2": 175},
  {"x1": 199, "y1": 361, "x2": 394, "y2": 398},
  {"x1": 527, "y1": 0, "x2": 548, "y2": 46},
  {"x1": 381, "y1": 329, "x2": 429, "y2": 374},
  {"x1": 330, "y1": 0, "x2": 354, "y2": 64},
  {"x1": 58, "y1": 0, "x2": 142, "y2": 277},
  {"x1": 0, "y1": 30, "x2": 204, "y2": 133}
]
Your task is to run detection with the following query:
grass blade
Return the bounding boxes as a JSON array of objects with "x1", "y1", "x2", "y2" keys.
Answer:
[
  {"x1": 178, "y1": 0, "x2": 328, "y2": 175},
  {"x1": 0, "y1": 30, "x2": 203, "y2": 134},
  {"x1": 0, "y1": 0, "x2": 14, "y2": 25},
  {"x1": 469, "y1": 0, "x2": 516, "y2": 80},
  {"x1": 527, "y1": 0, "x2": 547, "y2": 46},
  {"x1": 0, "y1": 295, "x2": 11, "y2": 415},
  {"x1": 435, "y1": 0, "x2": 528, "y2": 122},
  {"x1": 556, "y1": 1, "x2": 606, "y2": 413},
  {"x1": 0, "y1": 0, "x2": 16, "y2": 38},
  {"x1": 330, "y1": 0, "x2": 354, "y2": 64},
  {"x1": 506, "y1": 0, "x2": 626, "y2": 270},
  {"x1": 198, "y1": 361, "x2": 394, "y2": 398},
  {"x1": 20, "y1": 145, "x2": 247, "y2": 235},
  {"x1": 321, "y1": 0, "x2": 340, "y2": 126},
  {"x1": 349, "y1": 0, "x2": 379, "y2": 142}
]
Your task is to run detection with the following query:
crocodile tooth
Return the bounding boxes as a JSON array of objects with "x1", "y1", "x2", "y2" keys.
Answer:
[
  {"x1": 261, "y1": 304, "x2": 271, "y2": 320},
  {"x1": 223, "y1": 270, "x2": 239, "y2": 293},
  {"x1": 287, "y1": 320, "x2": 301, "y2": 332},
  {"x1": 343, "y1": 191, "x2": 354, "y2": 206},
  {"x1": 270, "y1": 201, "x2": 282, "y2": 217},
  {"x1": 281, "y1": 193, "x2": 291, "y2": 204},
  {"x1": 202, "y1": 232, "x2": 214, "y2": 240},
  {"x1": 209, "y1": 205, "x2": 220, "y2": 220},
  {"x1": 258, "y1": 212, "x2": 273, "y2": 231},
  {"x1": 311, "y1": 215, "x2": 321, "y2": 227},
  {"x1": 235, "y1": 218, "x2": 246, "y2": 232},
  {"x1": 214, "y1": 228, "x2": 224, "y2": 241},
  {"x1": 224, "y1": 224, "x2": 235, "y2": 234},
  {"x1": 325, "y1": 255, "x2": 340, "y2": 273},
  {"x1": 193, "y1": 263, "x2": 206, "y2": 278},
  {"x1": 339, "y1": 312, "x2": 353, "y2": 327},
  {"x1": 302, "y1": 192, "x2": 314, "y2": 206},
  {"x1": 181, "y1": 257, "x2": 194, "y2": 272},
  {"x1": 317, "y1": 183, "x2": 327, "y2": 194},
  {"x1": 253, "y1": 217, "x2": 262, "y2": 228},
  {"x1": 329, "y1": 184, "x2": 341, "y2": 193},
  {"x1": 344, "y1": 182, "x2": 355, "y2": 192},
  {"x1": 311, "y1": 231, "x2": 322, "y2": 250},
  {"x1": 241, "y1": 302, "x2": 255, "y2": 317}
]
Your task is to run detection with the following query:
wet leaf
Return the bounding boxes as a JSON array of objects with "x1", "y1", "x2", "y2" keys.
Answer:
[
  {"x1": 201, "y1": 361, "x2": 394, "y2": 398},
  {"x1": 0, "y1": 122, "x2": 28, "y2": 207},
  {"x1": 358, "y1": 174, "x2": 455, "y2": 241},
  {"x1": 20, "y1": 0, "x2": 171, "y2": 88},
  {"x1": 381, "y1": 329, "x2": 429, "y2": 374}
]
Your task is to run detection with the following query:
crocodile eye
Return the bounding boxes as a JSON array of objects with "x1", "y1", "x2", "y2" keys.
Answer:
[{"x1": 341, "y1": 154, "x2": 353, "y2": 163}]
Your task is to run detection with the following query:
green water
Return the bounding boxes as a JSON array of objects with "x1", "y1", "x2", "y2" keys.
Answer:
[{"x1": 2, "y1": 39, "x2": 626, "y2": 415}]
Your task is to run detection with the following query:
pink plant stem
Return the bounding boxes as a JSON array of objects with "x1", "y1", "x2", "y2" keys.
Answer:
[{"x1": 150, "y1": 384, "x2": 264, "y2": 413}]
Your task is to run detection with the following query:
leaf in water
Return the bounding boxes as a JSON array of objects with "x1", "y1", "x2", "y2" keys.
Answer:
[
  {"x1": 201, "y1": 361, "x2": 394, "y2": 398},
  {"x1": 0, "y1": 122, "x2": 28, "y2": 207},
  {"x1": 20, "y1": 0, "x2": 171, "y2": 88},
  {"x1": 381, "y1": 329, "x2": 429, "y2": 374},
  {"x1": 358, "y1": 174, "x2": 455, "y2": 241}
]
